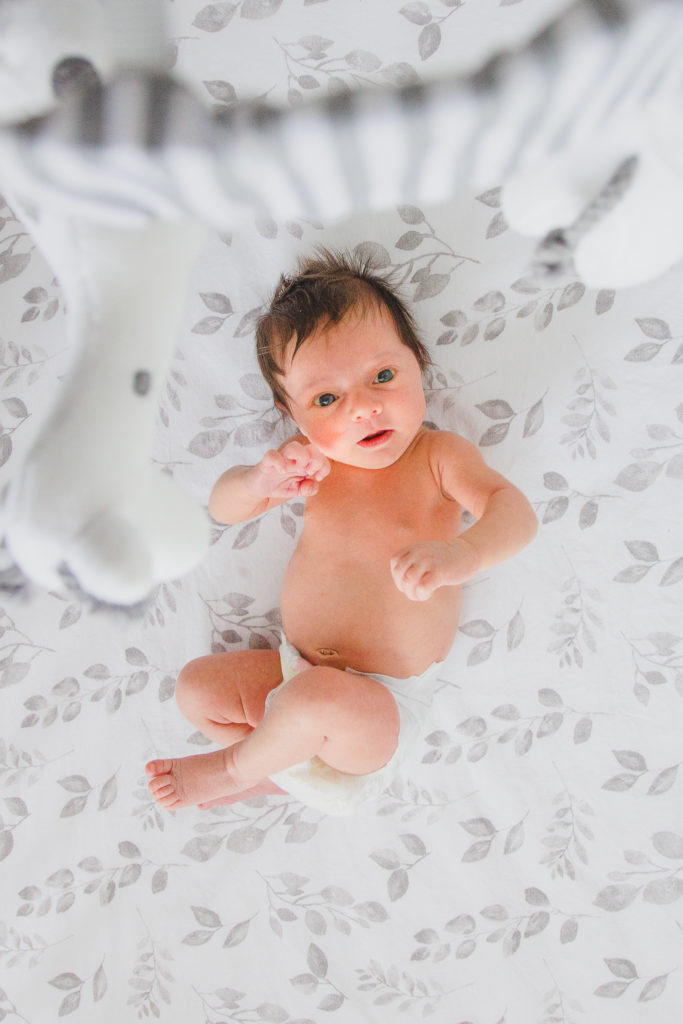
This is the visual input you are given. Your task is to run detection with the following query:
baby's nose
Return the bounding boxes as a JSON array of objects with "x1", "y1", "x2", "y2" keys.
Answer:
[{"x1": 350, "y1": 390, "x2": 382, "y2": 420}]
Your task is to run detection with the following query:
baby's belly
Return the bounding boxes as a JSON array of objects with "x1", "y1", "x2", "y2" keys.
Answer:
[{"x1": 280, "y1": 550, "x2": 462, "y2": 678}]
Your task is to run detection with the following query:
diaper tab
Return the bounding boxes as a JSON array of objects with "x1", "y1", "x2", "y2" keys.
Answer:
[{"x1": 279, "y1": 638, "x2": 312, "y2": 682}]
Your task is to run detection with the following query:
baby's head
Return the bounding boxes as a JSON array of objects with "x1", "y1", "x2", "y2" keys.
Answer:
[
  {"x1": 256, "y1": 248, "x2": 432, "y2": 468},
  {"x1": 256, "y1": 247, "x2": 430, "y2": 412}
]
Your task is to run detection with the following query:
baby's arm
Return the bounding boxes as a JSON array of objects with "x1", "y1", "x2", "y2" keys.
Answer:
[
  {"x1": 391, "y1": 432, "x2": 537, "y2": 601},
  {"x1": 209, "y1": 437, "x2": 330, "y2": 524}
]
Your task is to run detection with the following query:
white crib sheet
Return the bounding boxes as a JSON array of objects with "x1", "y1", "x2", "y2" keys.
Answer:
[{"x1": 1, "y1": 2, "x2": 682, "y2": 1023}]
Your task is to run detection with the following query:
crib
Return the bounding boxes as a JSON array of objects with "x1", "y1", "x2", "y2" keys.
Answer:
[{"x1": 0, "y1": 1, "x2": 682, "y2": 1021}]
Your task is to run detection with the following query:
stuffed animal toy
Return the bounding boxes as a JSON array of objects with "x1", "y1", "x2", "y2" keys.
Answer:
[
  {"x1": 0, "y1": 0, "x2": 681, "y2": 605},
  {"x1": 501, "y1": 0, "x2": 683, "y2": 288},
  {"x1": 0, "y1": 2, "x2": 219, "y2": 606}
]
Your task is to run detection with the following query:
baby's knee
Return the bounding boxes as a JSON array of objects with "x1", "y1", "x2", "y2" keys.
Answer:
[{"x1": 174, "y1": 656, "x2": 212, "y2": 716}]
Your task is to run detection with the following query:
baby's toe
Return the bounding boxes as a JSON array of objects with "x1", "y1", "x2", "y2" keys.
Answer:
[
  {"x1": 146, "y1": 758, "x2": 173, "y2": 778},
  {"x1": 157, "y1": 792, "x2": 181, "y2": 809},
  {"x1": 148, "y1": 776, "x2": 174, "y2": 799},
  {"x1": 148, "y1": 777, "x2": 180, "y2": 808}
]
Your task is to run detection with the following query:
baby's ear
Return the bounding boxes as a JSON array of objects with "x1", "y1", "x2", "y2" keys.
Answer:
[
  {"x1": 274, "y1": 400, "x2": 293, "y2": 423},
  {"x1": 274, "y1": 399, "x2": 297, "y2": 429}
]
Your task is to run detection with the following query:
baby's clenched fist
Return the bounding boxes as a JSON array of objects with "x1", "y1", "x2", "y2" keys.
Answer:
[
  {"x1": 390, "y1": 538, "x2": 480, "y2": 601},
  {"x1": 246, "y1": 441, "x2": 331, "y2": 499}
]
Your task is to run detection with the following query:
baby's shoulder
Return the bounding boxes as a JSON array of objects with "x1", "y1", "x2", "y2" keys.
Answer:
[
  {"x1": 417, "y1": 428, "x2": 485, "y2": 498},
  {"x1": 419, "y1": 426, "x2": 476, "y2": 460}
]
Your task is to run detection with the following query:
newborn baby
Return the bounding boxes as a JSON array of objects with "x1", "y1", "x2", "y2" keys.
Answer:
[{"x1": 147, "y1": 249, "x2": 537, "y2": 815}]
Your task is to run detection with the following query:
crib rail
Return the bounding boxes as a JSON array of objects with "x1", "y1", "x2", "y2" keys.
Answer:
[{"x1": 1, "y1": 0, "x2": 680, "y2": 240}]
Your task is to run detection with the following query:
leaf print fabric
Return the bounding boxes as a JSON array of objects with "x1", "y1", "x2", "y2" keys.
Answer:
[{"x1": 1, "y1": 0, "x2": 682, "y2": 1021}]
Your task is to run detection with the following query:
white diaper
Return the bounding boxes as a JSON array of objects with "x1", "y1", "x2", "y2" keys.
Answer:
[{"x1": 264, "y1": 637, "x2": 441, "y2": 816}]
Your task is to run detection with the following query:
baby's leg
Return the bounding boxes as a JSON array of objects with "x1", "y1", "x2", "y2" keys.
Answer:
[
  {"x1": 174, "y1": 649, "x2": 283, "y2": 746},
  {"x1": 146, "y1": 750, "x2": 287, "y2": 808},
  {"x1": 147, "y1": 666, "x2": 399, "y2": 809},
  {"x1": 147, "y1": 649, "x2": 287, "y2": 808}
]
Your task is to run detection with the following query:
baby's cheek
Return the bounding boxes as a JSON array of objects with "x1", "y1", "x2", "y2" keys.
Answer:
[{"x1": 307, "y1": 422, "x2": 340, "y2": 456}]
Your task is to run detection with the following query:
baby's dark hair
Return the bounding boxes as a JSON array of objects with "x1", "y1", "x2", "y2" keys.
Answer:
[{"x1": 255, "y1": 247, "x2": 431, "y2": 410}]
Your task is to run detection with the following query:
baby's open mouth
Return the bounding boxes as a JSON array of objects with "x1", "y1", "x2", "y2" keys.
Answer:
[{"x1": 358, "y1": 429, "x2": 393, "y2": 447}]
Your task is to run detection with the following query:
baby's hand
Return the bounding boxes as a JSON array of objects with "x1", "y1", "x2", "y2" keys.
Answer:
[
  {"x1": 390, "y1": 539, "x2": 480, "y2": 602},
  {"x1": 247, "y1": 441, "x2": 331, "y2": 499}
]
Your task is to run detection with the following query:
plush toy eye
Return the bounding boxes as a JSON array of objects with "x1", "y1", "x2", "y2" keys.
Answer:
[
  {"x1": 133, "y1": 369, "x2": 152, "y2": 395},
  {"x1": 314, "y1": 392, "x2": 337, "y2": 407},
  {"x1": 374, "y1": 368, "x2": 395, "y2": 383}
]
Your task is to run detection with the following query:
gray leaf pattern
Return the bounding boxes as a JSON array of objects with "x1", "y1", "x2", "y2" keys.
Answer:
[{"x1": 1, "y1": 0, "x2": 681, "y2": 1022}]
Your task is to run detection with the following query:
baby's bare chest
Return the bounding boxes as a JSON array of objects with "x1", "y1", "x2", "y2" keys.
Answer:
[{"x1": 301, "y1": 460, "x2": 460, "y2": 562}]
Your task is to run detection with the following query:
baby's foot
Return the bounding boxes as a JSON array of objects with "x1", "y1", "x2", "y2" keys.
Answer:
[{"x1": 146, "y1": 748, "x2": 249, "y2": 809}]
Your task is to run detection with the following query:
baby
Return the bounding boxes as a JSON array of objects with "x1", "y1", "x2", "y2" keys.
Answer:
[{"x1": 146, "y1": 249, "x2": 537, "y2": 815}]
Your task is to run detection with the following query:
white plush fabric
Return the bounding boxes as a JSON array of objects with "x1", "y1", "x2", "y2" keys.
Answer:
[
  {"x1": 1, "y1": 2, "x2": 682, "y2": 1022},
  {"x1": 3, "y1": 213, "x2": 210, "y2": 604},
  {"x1": 500, "y1": 1, "x2": 683, "y2": 288}
]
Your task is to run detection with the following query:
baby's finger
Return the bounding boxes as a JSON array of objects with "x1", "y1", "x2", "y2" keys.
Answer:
[
  {"x1": 390, "y1": 546, "x2": 414, "y2": 575},
  {"x1": 262, "y1": 449, "x2": 290, "y2": 478},
  {"x1": 300, "y1": 445, "x2": 330, "y2": 479},
  {"x1": 406, "y1": 571, "x2": 435, "y2": 602},
  {"x1": 298, "y1": 478, "x2": 320, "y2": 497},
  {"x1": 311, "y1": 454, "x2": 331, "y2": 481},
  {"x1": 412, "y1": 573, "x2": 436, "y2": 601},
  {"x1": 403, "y1": 559, "x2": 426, "y2": 581},
  {"x1": 282, "y1": 440, "x2": 311, "y2": 468},
  {"x1": 390, "y1": 557, "x2": 415, "y2": 593},
  {"x1": 392, "y1": 557, "x2": 436, "y2": 601},
  {"x1": 398, "y1": 557, "x2": 430, "y2": 591},
  {"x1": 389, "y1": 554, "x2": 406, "y2": 581}
]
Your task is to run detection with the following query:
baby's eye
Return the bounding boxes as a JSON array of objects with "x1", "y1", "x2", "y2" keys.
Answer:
[
  {"x1": 314, "y1": 392, "x2": 337, "y2": 407},
  {"x1": 374, "y1": 368, "x2": 395, "y2": 384}
]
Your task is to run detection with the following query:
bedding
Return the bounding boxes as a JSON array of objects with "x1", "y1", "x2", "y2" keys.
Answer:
[{"x1": 1, "y1": 1, "x2": 682, "y2": 1022}]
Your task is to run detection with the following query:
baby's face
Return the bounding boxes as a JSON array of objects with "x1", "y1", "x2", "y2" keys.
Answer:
[{"x1": 280, "y1": 303, "x2": 426, "y2": 469}]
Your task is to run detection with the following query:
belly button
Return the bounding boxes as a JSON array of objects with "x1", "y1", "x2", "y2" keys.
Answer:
[{"x1": 316, "y1": 648, "x2": 339, "y2": 658}]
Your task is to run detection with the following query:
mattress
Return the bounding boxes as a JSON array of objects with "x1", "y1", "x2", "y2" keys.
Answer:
[{"x1": 1, "y1": 1, "x2": 682, "y2": 1021}]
